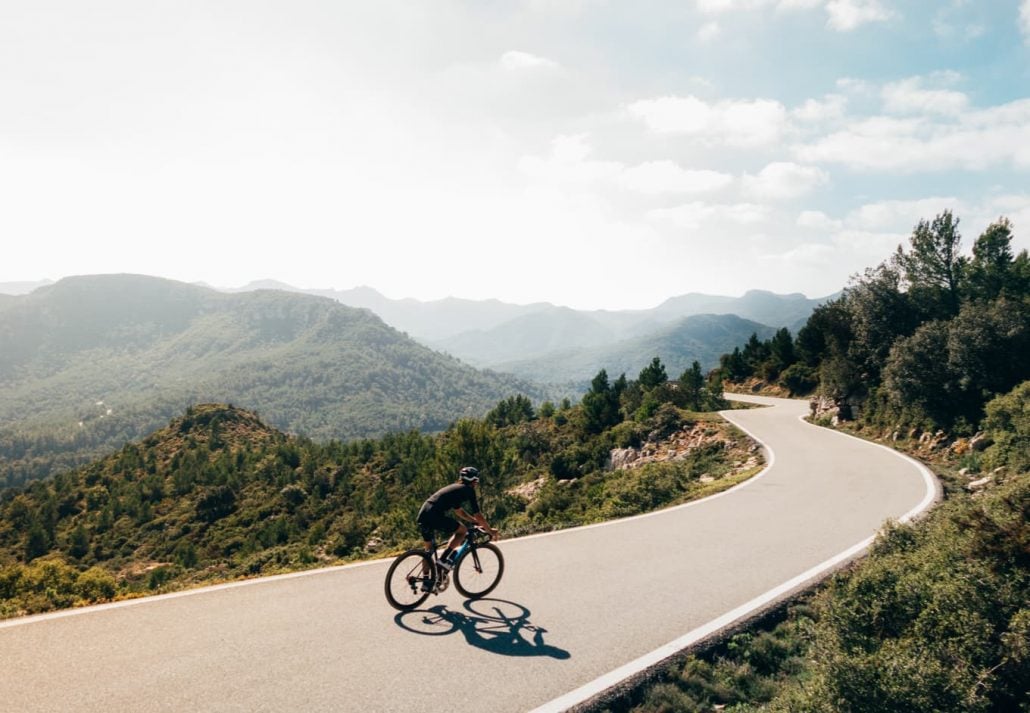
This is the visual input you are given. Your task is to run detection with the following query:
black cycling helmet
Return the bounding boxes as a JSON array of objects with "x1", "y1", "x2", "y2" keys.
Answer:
[{"x1": 459, "y1": 466, "x2": 480, "y2": 483}]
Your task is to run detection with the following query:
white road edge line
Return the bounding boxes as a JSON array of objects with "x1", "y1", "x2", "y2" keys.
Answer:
[
  {"x1": 0, "y1": 558, "x2": 388, "y2": 630},
  {"x1": 528, "y1": 396, "x2": 939, "y2": 713}
]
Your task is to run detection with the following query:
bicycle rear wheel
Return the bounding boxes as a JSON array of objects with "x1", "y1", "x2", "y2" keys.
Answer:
[
  {"x1": 453, "y1": 543, "x2": 504, "y2": 599},
  {"x1": 385, "y1": 550, "x2": 435, "y2": 611}
]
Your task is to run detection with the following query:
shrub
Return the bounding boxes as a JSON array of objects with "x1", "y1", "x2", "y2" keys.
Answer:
[
  {"x1": 75, "y1": 566, "x2": 118, "y2": 601},
  {"x1": 780, "y1": 363, "x2": 818, "y2": 395},
  {"x1": 982, "y1": 381, "x2": 1030, "y2": 473}
]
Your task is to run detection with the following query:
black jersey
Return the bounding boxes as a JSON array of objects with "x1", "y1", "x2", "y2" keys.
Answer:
[{"x1": 422, "y1": 482, "x2": 480, "y2": 516}]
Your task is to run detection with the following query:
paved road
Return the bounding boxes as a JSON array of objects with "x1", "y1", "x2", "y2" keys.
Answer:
[{"x1": 0, "y1": 395, "x2": 936, "y2": 713}]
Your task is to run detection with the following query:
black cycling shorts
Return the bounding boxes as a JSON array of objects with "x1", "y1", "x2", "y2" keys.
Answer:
[{"x1": 416, "y1": 507, "x2": 459, "y2": 542}]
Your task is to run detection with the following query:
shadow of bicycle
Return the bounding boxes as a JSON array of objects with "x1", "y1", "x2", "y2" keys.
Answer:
[{"x1": 394, "y1": 598, "x2": 571, "y2": 660}]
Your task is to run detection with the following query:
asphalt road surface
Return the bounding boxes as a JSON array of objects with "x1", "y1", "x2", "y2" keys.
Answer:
[{"x1": 0, "y1": 395, "x2": 937, "y2": 713}]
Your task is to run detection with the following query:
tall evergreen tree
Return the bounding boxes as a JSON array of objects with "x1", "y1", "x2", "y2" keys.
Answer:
[
  {"x1": 896, "y1": 210, "x2": 965, "y2": 318},
  {"x1": 680, "y1": 361, "x2": 705, "y2": 410},
  {"x1": 720, "y1": 347, "x2": 749, "y2": 381},
  {"x1": 966, "y1": 218, "x2": 1015, "y2": 301},
  {"x1": 582, "y1": 369, "x2": 621, "y2": 433},
  {"x1": 768, "y1": 328, "x2": 796, "y2": 375},
  {"x1": 638, "y1": 357, "x2": 668, "y2": 391}
]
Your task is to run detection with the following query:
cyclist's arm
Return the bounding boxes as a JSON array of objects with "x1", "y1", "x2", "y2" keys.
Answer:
[
  {"x1": 455, "y1": 508, "x2": 499, "y2": 540},
  {"x1": 453, "y1": 507, "x2": 477, "y2": 524}
]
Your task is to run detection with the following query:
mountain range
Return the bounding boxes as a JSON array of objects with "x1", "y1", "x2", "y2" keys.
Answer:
[
  {"x1": 1, "y1": 274, "x2": 829, "y2": 485},
  {"x1": 222, "y1": 280, "x2": 833, "y2": 372},
  {"x1": 0, "y1": 275, "x2": 541, "y2": 487}
]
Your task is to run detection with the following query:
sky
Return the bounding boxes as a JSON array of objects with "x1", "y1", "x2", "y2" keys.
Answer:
[{"x1": 3, "y1": 1, "x2": 1030, "y2": 310}]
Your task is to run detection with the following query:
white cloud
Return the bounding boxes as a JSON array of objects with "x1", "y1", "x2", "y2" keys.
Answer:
[
  {"x1": 836, "y1": 77, "x2": 876, "y2": 96},
  {"x1": 695, "y1": 0, "x2": 823, "y2": 12},
  {"x1": 988, "y1": 194, "x2": 1030, "y2": 217},
  {"x1": 793, "y1": 94, "x2": 847, "y2": 122},
  {"x1": 743, "y1": 162, "x2": 829, "y2": 200},
  {"x1": 932, "y1": 1, "x2": 987, "y2": 41},
  {"x1": 499, "y1": 50, "x2": 561, "y2": 72},
  {"x1": 796, "y1": 98, "x2": 1030, "y2": 171},
  {"x1": 519, "y1": 137, "x2": 732, "y2": 196},
  {"x1": 778, "y1": 0, "x2": 823, "y2": 8},
  {"x1": 648, "y1": 201, "x2": 770, "y2": 230},
  {"x1": 720, "y1": 100, "x2": 789, "y2": 146},
  {"x1": 982, "y1": 195, "x2": 1030, "y2": 250},
  {"x1": 551, "y1": 134, "x2": 592, "y2": 163},
  {"x1": 518, "y1": 134, "x2": 622, "y2": 185},
  {"x1": 882, "y1": 76, "x2": 968, "y2": 116},
  {"x1": 697, "y1": 21, "x2": 722, "y2": 42},
  {"x1": 825, "y1": 0, "x2": 893, "y2": 31},
  {"x1": 827, "y1": 228, "x2": 911, "y2": 265},
  {"x1": 797, "y1": 210, "x2": 843, "y2": 231},
  {"x1": 1022, "y1": 0, "x2": 1030, "y2": 43},
  {"x1": 770, "y1": 241, "x2": 837, "y2": 266},
  {"x1": 524, "y1": 0, "x2": 590, "y2": 16},
  {"x1": 846, "y1": 197, "x2": 962, "y2": 231},
  {"x1": 628, "y1": 95, "x2": 712, "y2": 134},
  {"x1": 618, "y1": 160, "x2": 733, "y2": 194},
  {"x1": 696, "y1": 0, "x2": 737, "y2": 12},
  {"x1": 628, "y1": 95, "x2": 788, "y2": 147}
]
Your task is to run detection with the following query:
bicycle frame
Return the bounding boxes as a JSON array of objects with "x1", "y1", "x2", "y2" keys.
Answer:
[
  {"x1": 426, "y1": 527, "x2": 489, "y2": 586},
  {"x1": 385, "y1": 525, "x2": 502, "y2": 610}
]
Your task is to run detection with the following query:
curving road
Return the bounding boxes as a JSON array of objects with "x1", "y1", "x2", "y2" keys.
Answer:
[{"x1": 0, "y1": 395, "x2": 937, "y2": 713}]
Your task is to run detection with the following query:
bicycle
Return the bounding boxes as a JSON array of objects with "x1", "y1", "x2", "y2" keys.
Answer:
[{"x1": 384, "y1": 526, "x2": 504, "y2": 611}]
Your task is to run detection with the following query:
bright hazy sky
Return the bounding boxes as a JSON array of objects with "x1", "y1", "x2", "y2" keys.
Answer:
[{"x1": 3, "y1": 1, "x2": 1030, "y2": 310}]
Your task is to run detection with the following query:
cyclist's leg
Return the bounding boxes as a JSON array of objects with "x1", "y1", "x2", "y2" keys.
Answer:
[
  {"x1": 416, "y1": 512, "x2": 439, "y2": 574},
  {"x1": 439, "y1": 515, "x2": 465, "y2": 553}
]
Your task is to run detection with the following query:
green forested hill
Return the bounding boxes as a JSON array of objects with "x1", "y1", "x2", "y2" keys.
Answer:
[{"x1": 0, "y1": 275, "x2": 543, "y2": 488}]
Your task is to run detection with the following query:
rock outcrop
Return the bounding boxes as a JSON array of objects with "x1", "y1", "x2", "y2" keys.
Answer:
[{"x1": 606, "y1": 422, "x2": 760, "y2": 473}]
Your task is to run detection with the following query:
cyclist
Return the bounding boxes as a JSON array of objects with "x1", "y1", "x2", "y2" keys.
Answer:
[{"x1": 417, "y1": 466, "x2": 499, "y2": 569}]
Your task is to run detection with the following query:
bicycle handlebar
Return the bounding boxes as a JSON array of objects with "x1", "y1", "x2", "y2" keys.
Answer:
[{"x1": 469, "y1": 525, "x2": 494, "y2": 542}]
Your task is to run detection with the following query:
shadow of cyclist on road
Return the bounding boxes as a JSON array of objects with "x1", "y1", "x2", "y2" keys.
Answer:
[{"x1": 394, "y1": 598, "x2": 570, "y2": 660}]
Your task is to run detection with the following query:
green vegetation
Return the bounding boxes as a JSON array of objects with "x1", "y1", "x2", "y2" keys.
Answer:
[
  {"x1": 0, "y1": 359, "x2": 752, "y2": 619},
  {"x1": 718, "y1": 211, "x2": 1030, "y2": 433},
  {"x1": 0, "y1": 274, "x2": 545, "y2": 488}
]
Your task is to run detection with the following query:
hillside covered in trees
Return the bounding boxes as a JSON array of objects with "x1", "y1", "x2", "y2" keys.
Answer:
[
  {"x1": 718, "y1": 211, "x2": 1030, "y2": 436},
  {"x1": 0, "y1": 275, "x2": 546, "y2": 488},
  {"x1": 0, "y1": 360, "x2": 746, "y2": 618}
]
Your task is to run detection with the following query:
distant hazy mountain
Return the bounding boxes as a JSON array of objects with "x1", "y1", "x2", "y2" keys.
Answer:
[
  {"x1": 323, "y1": 289, "x2": 560, "y2": 342},
  {"x1": 0, "y1": 274, "x2": 542, "y2": 487},
  {"x1": 492, "y1": 313, "x2": 778, "y2": 385},
  {"x1": 650, "y1": 290, "x2": 827, "y2": 332},
  {"x1": 226, "y1": 281, "x2": 832, "y2": 367},
  {"x1": 431, "y1": 307, "x2": 617, "y2": 367},
  {"x1": 225, "y1": 281, "x2": 553, "y2": 342},
  {"x1": 0, "y1": 279, "x2": 53, "y2": 295}
]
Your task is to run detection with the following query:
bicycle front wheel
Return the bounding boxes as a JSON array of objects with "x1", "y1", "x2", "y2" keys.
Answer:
[
  {"x1": 453, "y1": 543, "x2": 504, "y2": 599},
  {"x1": 385, "y1": 550, "x2": 435, "y2": 611}
]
